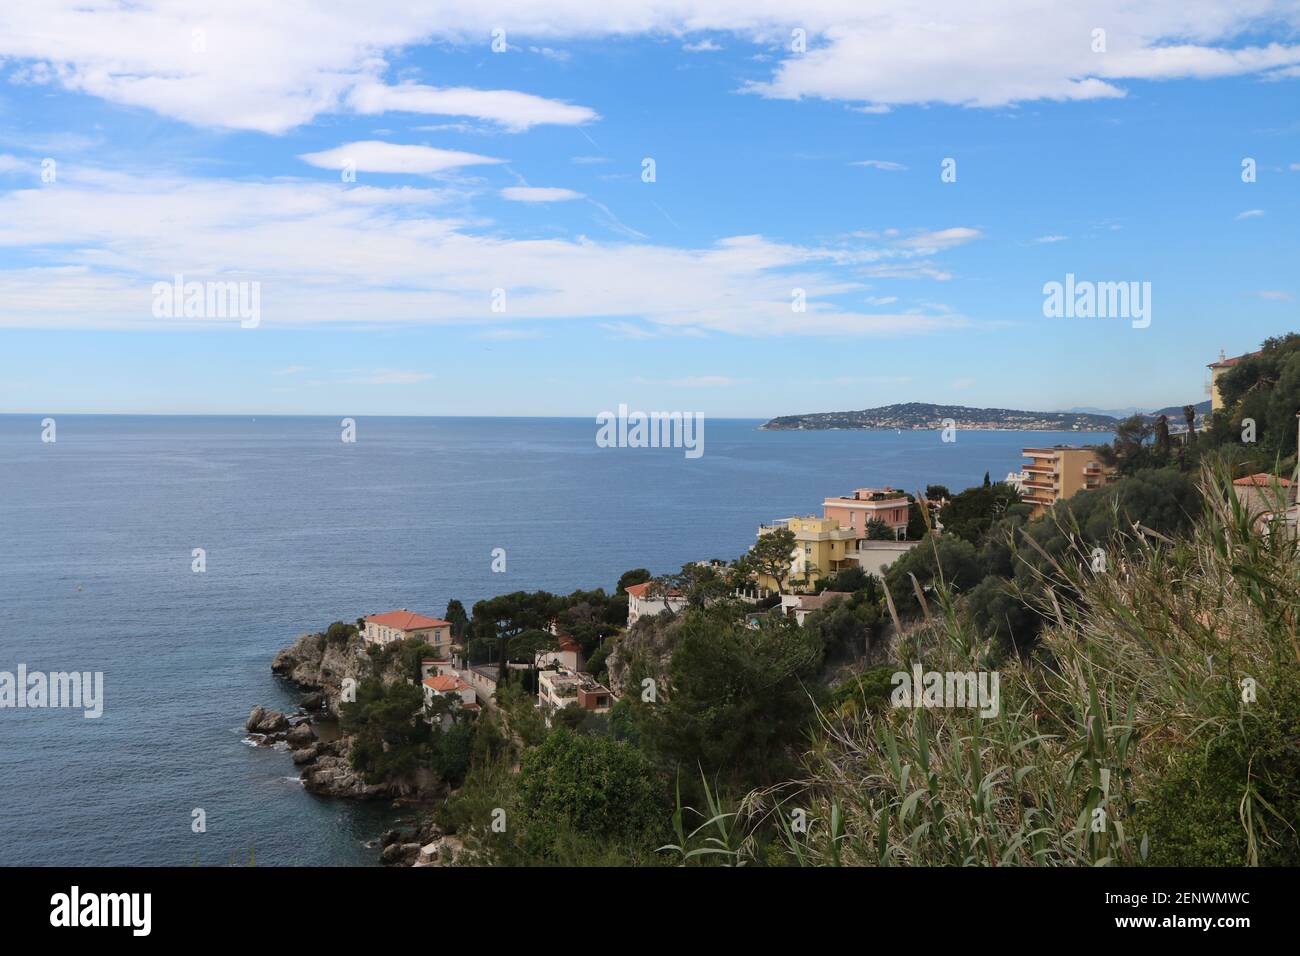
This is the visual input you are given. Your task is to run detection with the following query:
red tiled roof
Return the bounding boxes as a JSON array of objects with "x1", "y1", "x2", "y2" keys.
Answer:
[
  {"x1": 558, "y1": 636, "x2": 582, "y2": 653},
  {"x1": 423, "y1": 675, "x2": 470, "y2": 692},
  {"x1": 625, "y1": 582, "x2": 683, "y2": 599},
  {"x1": 1209, "y1": 349, "x2": 1262, "y2": 369},
  {"x1": 1233, "y1": 473, "x2": 1293, "y2": 487},
  {"x1": 367, "y1": 610, "x2": 450, "y2": 630}
]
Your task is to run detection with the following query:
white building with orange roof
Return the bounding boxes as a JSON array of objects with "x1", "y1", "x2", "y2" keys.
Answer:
[
  {"x1": 362, "y1": 609, "x2": 453, "y2": 652},
  {"x1": 625, "y1": 581, "x2": 687, "y2": 626},
  {"x1": 535, "y1": 635, "x2": 586, "y2": 672},
  {"x1": 421, "y1": 672, "x2": 478, "y2": 727}
]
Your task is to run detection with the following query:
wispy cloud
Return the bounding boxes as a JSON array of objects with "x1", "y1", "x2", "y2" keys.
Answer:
[
  {"x1": 299, "y1": 141, "x2": 502, "y2": 175},
  {"x1": 1236, "y1": 208, "x2": 1266, "y2": 220},
  {"x1": 500, "y1": 186, "x2": 583, "y2": 202},
  {"x1": 1248, "y1": 290, "x2": 1293, "y2": 301},
  {"x1": 683, "y1": 39, "x2": 722, "y2": 53},
  {"x1": 346, "y1": 83, "x2": 597, "y2": 131},
  {"x1": 1032, "y1": 234, "x2": 1068, "y2": 243},
  {"x1": 851, "y1": 159, "x2": 907, "y2": 171}
]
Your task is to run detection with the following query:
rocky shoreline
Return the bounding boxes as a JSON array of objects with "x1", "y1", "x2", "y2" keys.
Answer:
[{"x1": 244, "y1": 629, "x2": 463, "y2": 865}]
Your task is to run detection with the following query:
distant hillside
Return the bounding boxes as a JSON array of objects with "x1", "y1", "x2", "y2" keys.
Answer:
[
  {"x1": 760, "y1": 402, "x2": 1119, "y2": 432},
  {"x1": 1147, "y1": 400, "x2": 1211, "y2": 422}
]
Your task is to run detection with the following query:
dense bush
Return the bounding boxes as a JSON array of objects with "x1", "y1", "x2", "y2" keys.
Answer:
[{"x1": 517, "y1": 729, "x2": 669, "y2": 858}]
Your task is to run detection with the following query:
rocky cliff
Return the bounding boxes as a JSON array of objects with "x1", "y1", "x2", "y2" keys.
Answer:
[
  {"x1": 248, "y1": 629, "x2": 427, "y2": 800},
  {"x1": 604, "y1": 613, "x2": 679, "y2": 698}
]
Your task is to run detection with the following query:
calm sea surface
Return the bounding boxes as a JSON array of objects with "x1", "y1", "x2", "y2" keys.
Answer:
[{"x1": 0, "y1": 415, "x2": 1108, "y2": 865}]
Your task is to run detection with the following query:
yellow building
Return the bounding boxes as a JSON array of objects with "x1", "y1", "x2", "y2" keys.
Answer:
[
  {"x1": 753, "y1": 515, "x2": 859, "y2": 593},
  {"x1": 1207, "y1": 349, "x2": 1261, "y2": 412},
  {"x1": 1021, "y1": 447, "x2": 1113, "y2": 518}
]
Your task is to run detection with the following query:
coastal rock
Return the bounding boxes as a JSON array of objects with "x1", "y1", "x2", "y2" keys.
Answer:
[
  {"x1": 291, "y1": 745, "x2": 319, "y2": 765},
  {"x1": 271, "y1": 631, "x2": 388, "y2": 715},
  {"x1": 605, "y1": 614, "x2": 678, "y2": 699},
  {"x1": 300, "y1": 752, "x2": 390, "y2": 800},
  {"x1": 253, "y1": 710, "x2": 290, "y2": 734},
  {"x1": 286, "y1": 722, "x2": 317, "y2": 749},
  {"x1": 381, "y1": 842, "x2": 423, "y2": 866},
  {"x1": 245, "y1": 705, "x2": 266, "y2": 733}
]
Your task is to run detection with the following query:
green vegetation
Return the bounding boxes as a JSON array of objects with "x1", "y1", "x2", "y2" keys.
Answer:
[
  {"x1": 663, "y1": 469, "x2": 1300, "y2": 866},
  {"x1": 736, "y1": 526, "x2": 797, "y2": 593}
]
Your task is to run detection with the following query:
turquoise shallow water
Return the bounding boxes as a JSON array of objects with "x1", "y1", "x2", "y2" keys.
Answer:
[{"x1": 0, "y1": 414, "x2": 1106, "y2": 865}]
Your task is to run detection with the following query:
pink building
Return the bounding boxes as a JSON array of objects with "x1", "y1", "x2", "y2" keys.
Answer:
[{"x1": 822, "y1": 487, "x2": 910, "y2": 540}]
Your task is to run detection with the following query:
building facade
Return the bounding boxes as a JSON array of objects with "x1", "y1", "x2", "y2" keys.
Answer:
[
  {"x1": 822, "y1": 487, "x2": 910, "y2": 539},
  {"x1": 538, "y1": 669, "x2": 613, "y2": 726},
  {"x1": 1020, "y1": 447, "x2": 1113, "y2": 517},
  {"x1": 1207, "y1": 349, "x2": 1261, "y2": 412},
  {"x1": 754, "y1": 515, "x2": 859, "y2": 592},
  {"x1": 363, "y1": 609, "x2": 453, "y2": 652}
]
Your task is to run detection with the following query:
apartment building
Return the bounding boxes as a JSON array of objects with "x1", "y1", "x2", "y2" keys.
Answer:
[
  {"x1": 754, "y1": 515, "x2": 859, "y2": 592},
  {"x1": 822, "y1": 486, "x2": 910, "y2": 540},
  {"x1": 538, "y1": 669, "x2": 613, "y2": 727},
  {"x1": 1020, "y1": 446, "x2": 1113, "y2": 517}
]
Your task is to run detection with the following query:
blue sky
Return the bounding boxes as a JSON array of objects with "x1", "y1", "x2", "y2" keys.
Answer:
[{"x1": 0, "y1": 2, "x2": 1297, "y2": 417}]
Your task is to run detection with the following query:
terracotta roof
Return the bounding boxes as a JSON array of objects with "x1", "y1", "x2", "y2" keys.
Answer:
[
  {"x1": 366, "y1": 610, "x2": 450, "y2": 630},
  {"x1": 1233, "y1": 473, "x2": 1293, "y2": 487},
  {"x1": 1209, "y1": 349, "x2": 1262, "y2": 369},
  {"x1": 423, "y1": 675, "x2": 470, "y2": 693},
  {"x1": 558, "y1": 636, "x2": 582, "y2": 653},
  {"x1": 625, "y1": 582, "x2": 684, "y2": 599}
]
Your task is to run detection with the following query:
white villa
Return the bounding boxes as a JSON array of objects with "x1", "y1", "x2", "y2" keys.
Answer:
[{"x1": 624, "y1": 581, "x2": 687, "y2": 626}]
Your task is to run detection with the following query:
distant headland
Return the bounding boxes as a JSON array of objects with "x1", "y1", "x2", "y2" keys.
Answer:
[{"x1": 759, "y1": 401, "x2": 1207, "y2": 432}]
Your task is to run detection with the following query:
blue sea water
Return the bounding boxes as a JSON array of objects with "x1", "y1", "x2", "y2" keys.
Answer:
[{"x1": 0, "y1": 415, "x2": 1107, "y2": 865}]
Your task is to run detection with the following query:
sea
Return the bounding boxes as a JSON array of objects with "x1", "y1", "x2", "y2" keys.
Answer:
[{"x1": 0, "y1": 415, "x2": 1107, "y2": 865}]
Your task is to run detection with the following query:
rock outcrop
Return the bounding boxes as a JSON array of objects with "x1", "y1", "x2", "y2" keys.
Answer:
[
  {"x1": 271, "y1": 632, "x2": 370, "y2": 714},
  {"x1": 299, "y1": 740, "x2": 391, "y2": 799},
  {"x1": 605, "y1": 614, "x2": 679, "y2": 698},
  {"x1": 246, "y1": 705, "x2": 290, "y2": 735},
  {"x1": 286, "y1": 721, "x2": 317, "y2": 749}
]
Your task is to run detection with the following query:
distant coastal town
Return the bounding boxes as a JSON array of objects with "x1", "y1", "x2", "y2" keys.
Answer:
[{"x1": 760, "y1": 400, "x2": 1211, "y2": 432}]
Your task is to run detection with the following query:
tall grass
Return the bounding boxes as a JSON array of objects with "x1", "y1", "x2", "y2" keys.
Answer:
[{"x1": 664, "y1": 468, "x2": 1299, "y2": 866}]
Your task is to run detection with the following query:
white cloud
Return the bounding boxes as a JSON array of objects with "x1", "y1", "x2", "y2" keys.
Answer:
[
  {"x1": 346, "y1": 83, "x2": 596, "y2": 131},
  {"x1": 864, "y1": 295, "x2": 898, "y2": 305},
  {"x1": 1249, "y1": 290, "x2": 1292, "y2": 300},
  {"x1": 683, "y1": 39, "x2": 722, "y2": 53},
  {"x1": 1236, "y1": 208, "x2": 1266, "y2": 220},
  {"x1": 500, "y1": 186, "x2": 584, "y2": 202},
  {"x1": 0, "y1": 166, "x2": 976, "y2": 338},
  {"x1": 852, "y1": 159, "x2": 907, "y2": 171},
  {"x1": 298, "y1": 141, "x2": 503, "y2": 175},
  {"x1": 273, "y1": 365, "x2": 308, "y2": 375},
  {"x1": 0, "y1": 3, "x2": 1296, "y2": 132},
  {"x1": 1033, "y1": 234, "x2": 1068, "y2": 243},
  {"x1": 894, "y1": 227, "x2": 983, "y2": 251}
]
